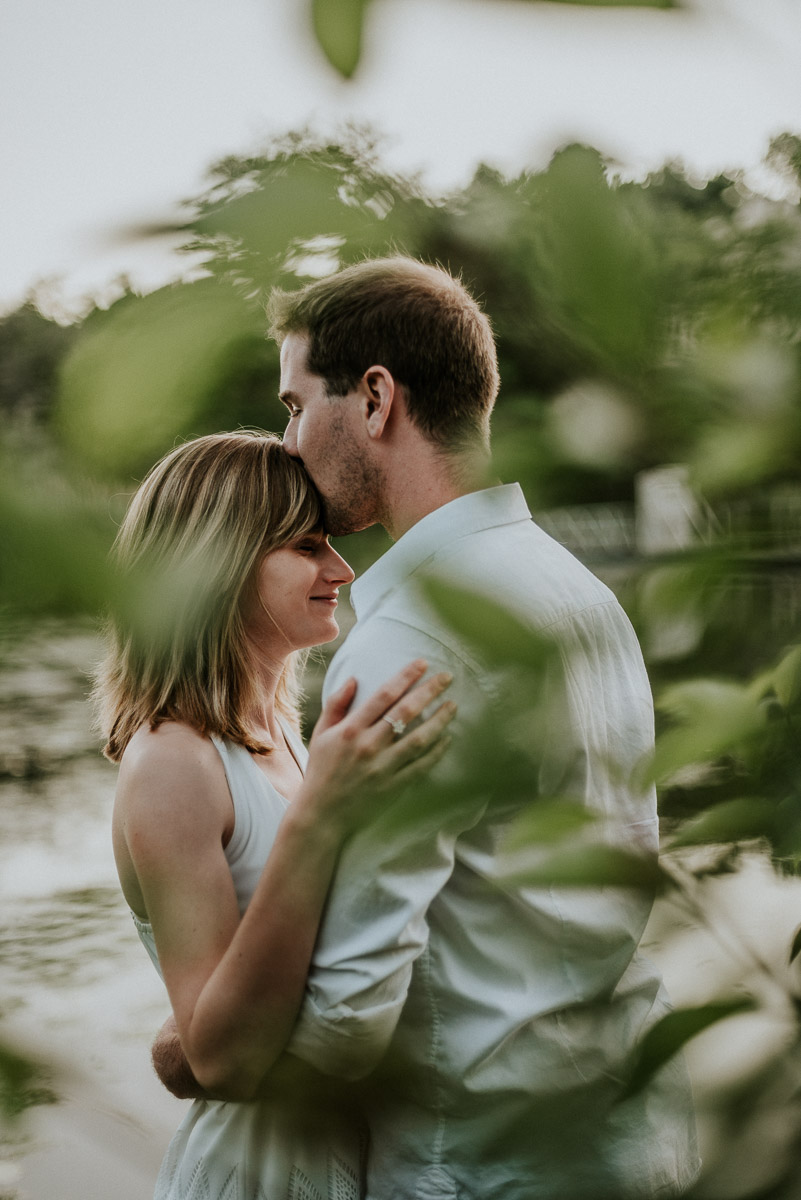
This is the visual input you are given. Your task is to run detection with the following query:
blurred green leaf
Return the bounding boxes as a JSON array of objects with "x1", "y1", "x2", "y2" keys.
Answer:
[
  {"x1": 499, "y1": 843, "x2": 665, "y2": 890},
  {"x1": 637, "y1": 562, "x2": 712, "y2": 623},
  {"x1": 503, "y1": 798, "x2": 597, "y2": 851},
  {"x1": 620, "y1": 999, "x2": 755, "y2": 1100},
  {"x1": 377, "y1": 719, "x2": 549, "y2": 839},
  {"x1": 195, "y1": 160, "x2": 368, "y2": 269},
  {"x1": 667, "y1": 797, "x2": 777, "y2": 849},
  {"x1": 310, "y1": 0, "x2": 678, "y2": 80},
  {"x1": 652, "y1": 679, "x2": 765, "y2": 782},
  {"x1": 0, "y1": 444, "x2": 114, "y2": 617},
  {"x1": 771, "y1": 646, "x2": 801, "y2": 709},
  {"x1": 789, "y1": 925, "x2": 801, "y2": 965},
  {"x1": 112, "y1": 549, "x2": 223, "y2": 660},
  {"x1": 311, "y1": 0, "x2": 371, "y2": 78},
  {"x1": 690, "y1": 418, "x2": 799, "y2": 496},
  {"x1": 422, "y1": 577, "x2": 557, "y2": 675},
  {"x1": 56, "y1": 279, "x2": 266, "y2": 478},
  {"x1": 527, "y1": 146, "x2": 665, "y2": 369},
  {"x1": 184, "y1": 146, "x2": 427, "y2": 291},
  {"x1": 635, "y1": 562, "x2": 707, "y2": 663}
]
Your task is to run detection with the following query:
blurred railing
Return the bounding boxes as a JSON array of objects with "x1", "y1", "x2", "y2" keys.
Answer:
[
  {"x1": 536, "y1": 470, "x2": 801, "y2": 661},
  {"x1": 538, "y1": 472, "x2": 801, "y2": 565}
]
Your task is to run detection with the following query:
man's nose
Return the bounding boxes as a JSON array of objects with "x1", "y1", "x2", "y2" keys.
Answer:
[{"x1": 282, "y1": 425, "x2": 299, "y2": 457}]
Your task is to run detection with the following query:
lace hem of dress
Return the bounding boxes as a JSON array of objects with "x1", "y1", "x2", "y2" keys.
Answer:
[{"x1": 155, "y1": 1146, "x2": 360, "y2": 1200}]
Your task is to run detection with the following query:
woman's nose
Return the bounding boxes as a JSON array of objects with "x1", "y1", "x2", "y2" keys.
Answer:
[{"x1": 324, "y1": 550, "x2": 355, "y2": 585}]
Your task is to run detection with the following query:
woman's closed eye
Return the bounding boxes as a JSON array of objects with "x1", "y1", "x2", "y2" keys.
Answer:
[{"x1": 294, "y1": 535, "x2": 328, "y2": 554}]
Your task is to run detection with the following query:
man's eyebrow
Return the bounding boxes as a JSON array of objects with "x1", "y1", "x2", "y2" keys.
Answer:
[{"x1": 278, "y1": 391, "x2": 299, "y2": 407}]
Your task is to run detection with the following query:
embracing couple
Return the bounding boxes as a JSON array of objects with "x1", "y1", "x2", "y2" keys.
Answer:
[{"x1": 99, "y1": 258, "x2": 699, "y2": 1200}]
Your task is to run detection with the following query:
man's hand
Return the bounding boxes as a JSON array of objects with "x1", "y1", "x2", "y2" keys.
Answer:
[{"x1": 151, "y1": 1014, "x2": 206, "y2": 1100}]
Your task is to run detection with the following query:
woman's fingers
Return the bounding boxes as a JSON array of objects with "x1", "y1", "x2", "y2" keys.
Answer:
[
  {"x1": 373, "y1": 671, "x2": 454, "y2": 744},
  {"x1": 313, "y1": 677, "x2": 358, "y2": 735},
  {"x1": 350, "y1": 703, "x2": 456, "y2": 805},
  {"x1": 361, "y1": 700, "x2": 457, "y2": 794},
  {"x1": 345, "y1": 659, "x2": 429, "y2": 729},
  {"x1": 301, "y1": 666, "x2": 457, "y2": 832},
  {"x1": 386, "y1": 698, "x2": 457, "y2": 764}
]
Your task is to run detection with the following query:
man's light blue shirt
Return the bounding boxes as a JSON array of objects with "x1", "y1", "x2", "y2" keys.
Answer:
[{"x1": 288, "y1": 484, "x2": 698, "y2": 1200}]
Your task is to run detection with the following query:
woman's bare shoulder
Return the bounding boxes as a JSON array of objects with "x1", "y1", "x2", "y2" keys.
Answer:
[
  {"x1": 113, "y1": 724, "x2": 235, "y2": 918},
  {"x1": 117, "y1": 722, "x2": 227, "y2": 804},
  {"x1": 114, "y1": 723, "x2": 234, "y2": 868}
]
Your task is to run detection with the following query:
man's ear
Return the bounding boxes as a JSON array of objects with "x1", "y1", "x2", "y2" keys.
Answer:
[{"x1": 360, "y1": 365, "x2": 396, "y2": 439}]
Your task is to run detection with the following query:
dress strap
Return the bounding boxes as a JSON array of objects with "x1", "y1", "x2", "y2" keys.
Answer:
[{"x1": 279, "y1": 720, "x2": 308, "y2": 773}]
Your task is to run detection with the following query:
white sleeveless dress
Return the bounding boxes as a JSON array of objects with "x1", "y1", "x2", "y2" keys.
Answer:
[{"x1": 132, "y1": 732, "x2": 364, "y2": 1200}]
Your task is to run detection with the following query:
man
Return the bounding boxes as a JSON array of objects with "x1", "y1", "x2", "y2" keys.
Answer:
[{"x1": 158, "y1": 257, "x2": 698, "y2": 1198}]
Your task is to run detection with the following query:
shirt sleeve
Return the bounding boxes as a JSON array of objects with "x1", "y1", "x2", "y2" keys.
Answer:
[{"x1": 286, "y1": 614, "x2": 489, "y2": 1081}]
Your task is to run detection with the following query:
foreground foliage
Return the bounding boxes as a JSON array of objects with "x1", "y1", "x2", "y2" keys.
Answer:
[{"x1": 3, "y1": 130, "x2": 801, "y2": 1194}]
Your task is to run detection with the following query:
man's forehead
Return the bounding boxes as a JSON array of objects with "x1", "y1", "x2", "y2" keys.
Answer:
[
  {"x1": 280, "y1": 335, "x2": 319, "y2": 397},
  {"x1": 279, "y1": 331, "x2": 310, "y2": 374}
]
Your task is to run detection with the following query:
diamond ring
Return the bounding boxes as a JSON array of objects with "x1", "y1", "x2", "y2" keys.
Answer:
[{"x1": 382, "y1": 715, "x2": 406, "y2": 737}]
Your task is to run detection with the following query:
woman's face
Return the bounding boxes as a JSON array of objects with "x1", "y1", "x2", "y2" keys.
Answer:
[{"x1": 246, "y1": 529, "x2": 355, "y2": 654}]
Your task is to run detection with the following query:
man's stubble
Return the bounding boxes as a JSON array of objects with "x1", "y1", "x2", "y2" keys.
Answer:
[{"x1": 319, "y1": 410, "x2": 387, "y2": 538}]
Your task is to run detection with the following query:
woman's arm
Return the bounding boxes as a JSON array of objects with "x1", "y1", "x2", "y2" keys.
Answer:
[
  {"x1": 119, "y1": 661, "x2": 454, "y2": 1102},
  {"x1": 150, "y1": 1015, "x2": 345, "y2": 1107}
]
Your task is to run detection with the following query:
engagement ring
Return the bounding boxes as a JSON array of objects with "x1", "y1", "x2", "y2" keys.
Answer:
[{"x1": 382, "y1": 715, "x2": 407, "y2": 737}]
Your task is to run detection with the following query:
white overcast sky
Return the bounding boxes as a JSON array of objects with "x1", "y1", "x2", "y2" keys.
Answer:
[{"x1": 3, "y1": 0, "x2": 801, "y2": 315}]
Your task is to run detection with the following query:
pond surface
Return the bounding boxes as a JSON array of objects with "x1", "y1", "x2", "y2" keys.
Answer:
[
  {"x1": 0, "y1": 624, "x2": 183, "y2": 1200},
  {"x1": 2, "y1": 622, "x2": 801, "y2": 1200}
]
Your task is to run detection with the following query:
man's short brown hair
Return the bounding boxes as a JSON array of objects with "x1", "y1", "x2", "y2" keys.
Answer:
[{"x1": 268, "y1": 257, "x2": 500, "y2": 450}]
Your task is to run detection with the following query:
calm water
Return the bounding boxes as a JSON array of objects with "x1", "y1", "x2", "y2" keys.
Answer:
[
  {"x1": 2, "y1": 622, "x2": 801, "y2": 1199},
  {"x1": 0, "y1": 623, "x2": 183, "y2": 1199}
]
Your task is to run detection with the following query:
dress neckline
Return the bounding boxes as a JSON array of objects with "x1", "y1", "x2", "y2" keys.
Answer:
[{"x1": 241, "y1": 721, "x2": 305, "y2": 806}]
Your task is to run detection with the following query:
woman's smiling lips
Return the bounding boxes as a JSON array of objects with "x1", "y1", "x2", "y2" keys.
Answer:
[{"x1": 310, "y1": 593, "x2": 339, "y2": 606}]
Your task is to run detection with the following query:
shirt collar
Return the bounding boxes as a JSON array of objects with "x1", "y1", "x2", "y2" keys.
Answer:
[{"x1": 350, "y1": 483, "x2": 531, "y2": 620}]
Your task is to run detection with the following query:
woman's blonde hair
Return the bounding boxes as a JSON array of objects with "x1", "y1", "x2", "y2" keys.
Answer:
[{"x1": 95, "y1": 431, "x2": 322, "y2": 762}]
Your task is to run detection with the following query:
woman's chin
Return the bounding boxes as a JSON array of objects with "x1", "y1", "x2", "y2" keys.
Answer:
[{"x1": 305, "y1": 621, "x2": 340, "y2": 649}]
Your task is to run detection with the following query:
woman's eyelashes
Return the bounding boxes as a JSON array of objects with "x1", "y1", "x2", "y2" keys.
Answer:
[{"x1": 294, "y1": 536, "x2": 327, "y2": 555}]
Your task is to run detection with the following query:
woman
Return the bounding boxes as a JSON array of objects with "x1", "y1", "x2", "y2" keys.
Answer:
[{"x1": 95, "y1": 430, "x2": 455, "y2": 1200}]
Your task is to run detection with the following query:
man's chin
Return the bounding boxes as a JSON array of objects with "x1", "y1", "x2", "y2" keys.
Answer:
[{"x1": 322, "y1": 504, "x2": 376, "y2": 538}]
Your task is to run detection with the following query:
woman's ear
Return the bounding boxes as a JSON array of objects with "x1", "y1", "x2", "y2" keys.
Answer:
[{"x1": 361, "y1": 365, "x2": 396, "y2": 439}]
